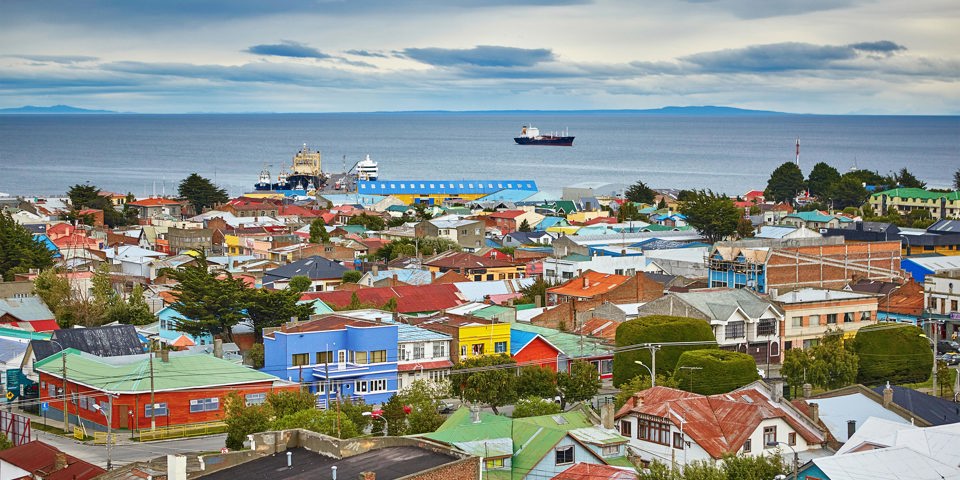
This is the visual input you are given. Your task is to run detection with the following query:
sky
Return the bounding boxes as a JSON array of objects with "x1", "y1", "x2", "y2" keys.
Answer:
[{"x1": 1, "y1": 0, "x2": 958, "y2": 114}]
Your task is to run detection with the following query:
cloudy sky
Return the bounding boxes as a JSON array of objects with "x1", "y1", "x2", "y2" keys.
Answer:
[{"x1": 1, "y1": 0, "x2": 958, "y2": 114}]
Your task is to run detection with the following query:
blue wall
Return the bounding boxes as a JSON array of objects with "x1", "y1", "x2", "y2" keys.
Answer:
[{"x1": 900, "y1": 258, "x2": 934, "y2": 283}]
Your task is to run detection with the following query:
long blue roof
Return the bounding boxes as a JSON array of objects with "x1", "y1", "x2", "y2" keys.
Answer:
[
  {"x1": 510, "y1": 329, "x2": 539, "y2": 355},
  {"x1": 358, "y1": 179, "x2": 538, "y2": 195}
]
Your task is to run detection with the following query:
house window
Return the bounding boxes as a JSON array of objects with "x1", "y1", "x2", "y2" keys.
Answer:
[
  {"x1": 472, "y1": 344, "x2": 484, "y2": 356},
  {"x1": 245, "y1": 393, "x2": 267, "y2": 406},
  {"x1": 461, "y1": 345, "x2": 467, "y2": 357},
  {"x1": 637, "y1": 419, "x2": 672, "y2": 446},
  {"x1": 600, "y1": 359, "x2": 613, "y2": 375},
  {"x1": 414, "y1": 343, "x2": 425, "y2": 360},
  {"x1": 292, "y1": 353, "x2": 310, "y2": 366},
  {"x1": 757, "y1": 319, "x2": 776, "y2": 336},
  {"x1": 809, "y1": 314, "x2": 821, "y2": 326},
  {"x1": 190, "y1": 397, "x2": 219, "y2": 413},
  {"x1": 485, "y1": 458, "x2": 506, "y2": 470},
  {"x1": 860, "y1": 311, "x2": 872, "y2": 321},
  {"x1": 434, "y1": 342, "x2": 446, "y2": 357},
  {"x1": 726, "y1": 321, "x2": 745, "y2": 339},
  {"x1": 791, "y1": 316, "x2": 802, "y2": 328},
  {"x1": 620, "y1": 420, "x2": 632, "y2": 437},
  {"x1": 843, "y1": 312, "x2": 855, "y2": 323},
  {"x1": 79, "y1": 396, "x2": 88, "y2": 409},
  {"x1": 673, "y1": 432, "x2": 684, "y2": 449},
  {"x1": 353, "y1": 351, "x2": 369, "y2": 364},
  {"x1": 788, "y1": 432, "x2": 797, "y2": 446},
  {"x1": 555, "y1": 445, "x2": 574, "y2": 465},
  {"x1": 602, "y1": 445, "x2": 620, "y2": 457},
  {"x1": 369, "y1": 379, "x2": 388, "y2": 392},
  {"x1": 316, "y1": 351, "x2": 334, "y2": 364},
  {"x1": 145, "y1": 402, "x2": 169, "y2": 417},
  {"x1": 764, "y1": 426, "x2": 777, "y2": 447},
  {"x1": 826, "y1": 314, "x2": 837, "y2": 324},
  {"x1": 494, "y1": 341, "x2": 507, "y2": 353},
  {"x1": 355, "y1": 381, "x2": 369, "y2": 393},
  {"x1": 743, "y1": 439, "x2": 752, "y2": 453},
  {"x1": 370, "y1": 350, "x2": 387, "y2": 363}
]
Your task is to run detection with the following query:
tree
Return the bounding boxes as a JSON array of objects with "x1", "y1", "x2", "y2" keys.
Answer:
[
  {"x1": 266, "y1": 390, "x2": 316, "y2": 419},
  {"x1": 954, "y1": 169, "x2": 960, "y2": 190},
  {"x1": 398, "y1": 380, "x2": 446, "y2": 435},
  {"x1": 831, "y1": 175, "x2": 869, "y2": 210},
  {"x1": 625, "y1": 180, "x2": 657, "y2": 204},
  {"x1": 178, "y1": 173, "x2": 227, "y2": 214},
  {"x1": 516, "y1": 277, "x2": 553, "y2": 306},
  {"x1": 247, "y1": 343, "x2": 264, "y2": 368},
  {"x1": 347, "y1": 213, "x2": 385, "y2": 231},
  {"x1": 614, "y1": 374, "x2": 680, "y2": 409},
  {"x1": 657, "y1": 198, "x2": 668, "y2": 209},
  {"x1": 123, "y1": 284, "x2": 156, "y2": 325},
  {"x1": 736, "y1": 216, "x2": 754, "y2": 239},
  {"x1": 780, "y1": 347, "x2": 812, "y2": 398},
  {"x1": 806, "y1": 162, "x2": 841, "y2": 199},
  {"x1": 341, "y1": 270, "x2": 362, "y2": 283},
  {"x1": 163, "y1": 254, "x2": 250, "y2": 341},
  {"x1": 614, "y1": 315, "x2": 718, "y2": 387},
  {"x1": 0, "y1": 211, "x2": 54, "y2": 281},
  {"x1": 449, "y1": 354, "x2": 517, "y2": 414},
  {"x1": 640, "y1": 453, "x2": 786, "y2": 480},
  {"x1": 245, "y1": 287, "x2": 314, "y2": 341},
  {"x1": 807, "y1": 330, "x2": 859, "y2": 390},
  {"x1": 0, "y1": 433, "x2": 13, "y2": 451},
  {"x1": 516, "y1": 366, "x2": 557, "y2": 399},
  {"x1": 373, "y1": 237, "x2": 460, "y2": 261},
  {"x1": 518, "y1": 219, "x2": 531, "y2": 232},
  {"x1": 91, "y1": 263, "x2": 118, "y2": 313},
  {"x1": 674, "y1": 350, "x2": 760, "y2": 395},
  {"x1": 765, "y1": 162, "x2": 806, "y2": 204},
  {"x1": 891, "y1": 167, "x2": 926, "y2": 188},
  {"x1": 33, "y1": 269, "x2": 75, "y2": 327},
  {"x1": 676, "y1": 190, "x2": 697, "y2": 202},
  {"x1": 224, "y1": 393, "x2": 273, "y2": 450},
  {"x1": 617, "y1": 202, "x2": 646, "y2": 222},
  {"x1": 288, "y1": 275, "x2": 312, "y2": 293},
  {"x1": 678, "y1": 190, "x2": 740, "y2": 243},
  {"x1": 849, "y1": 324, "x2": 931, "y2": 385},
  {"x1": 330, "y1": 397, "x2": 373, "y2": 433},
  {"x1": 513, "y1": 396, "x2": 561, "y2": 418},
  {"x1": 556, "y1": 360, "x2": 600, "y2": 409},
  {"x1": 272, "y1": 409, "x2": 358, "y2": 439},
  {"x1": 309, "y1": 218, "x2": 330, "y2": 244}
]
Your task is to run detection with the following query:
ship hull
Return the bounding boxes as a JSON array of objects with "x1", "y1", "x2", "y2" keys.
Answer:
[{"x1": 514, "y1": 136, "x2": 575, "y2": 146}]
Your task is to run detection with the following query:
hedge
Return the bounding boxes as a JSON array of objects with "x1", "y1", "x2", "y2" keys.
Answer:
[
  {"x1": 849, "y1": 323, "x2": 933, "y2": 385},
  {"x1": 613, "y1": 315, "x2": 717, "y2": 387},
  {"x1": 674, "y1": 349, "x2": 760, "y2": 395}
]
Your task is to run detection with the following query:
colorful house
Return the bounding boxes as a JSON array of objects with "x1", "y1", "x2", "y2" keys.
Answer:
[
  {"x1": 261, "y1": 316, "x2": 399, "y2": 406},
  {"x1": 156, "y1": 306, "x2": 213, "y2": 348},
  {"x1": 510, "y1": 323, "x2": 614, "y2": 378},
  {"x1": 510, "y1": 329, "x2": 562, "y2": 371}
]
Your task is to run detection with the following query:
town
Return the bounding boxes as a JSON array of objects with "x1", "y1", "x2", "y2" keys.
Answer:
[{"x1": 1, "y1": 161, "x2": 960, "y2": 480}]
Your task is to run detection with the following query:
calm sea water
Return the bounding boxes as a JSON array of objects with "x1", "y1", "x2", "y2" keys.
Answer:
[{"x1": 0, "y1": 113, "x2": 957, "y2": 197}]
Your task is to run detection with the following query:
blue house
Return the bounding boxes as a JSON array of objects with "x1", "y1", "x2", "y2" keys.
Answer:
[
  {"x1": 900, "y1": 256, "x2": 960, "y2": 283},
  {"x1": 262, "y1": 316, "x2": 398, "y2": 406},
  {"x1": 156, "y1": 306, "x2": 214, "y2": 347},
  {"x1": 707, "y1": 247, "x2": 768, "y2": 292}
]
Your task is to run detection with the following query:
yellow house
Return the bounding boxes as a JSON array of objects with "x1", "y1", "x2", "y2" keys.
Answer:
[
  {"x1": 422, "y1": 251, "x2": 526, "y2": 281},
  {"x1": 457, "y1": 322, "x2": 511, "y2": 359},
  {"x1": 566, "y1": 210, "x2": 610, "y2": 224}
]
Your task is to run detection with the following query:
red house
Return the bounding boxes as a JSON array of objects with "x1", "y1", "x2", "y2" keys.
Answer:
[
  {"x1": 35, "y1": 350, "x2": 297, "y2": 431},
  {"x1": 511, "y1": 329, "x2": 562, "y2": 371}
]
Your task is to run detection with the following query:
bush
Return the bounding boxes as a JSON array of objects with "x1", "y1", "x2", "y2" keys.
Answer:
[
  {"x1": 849, "y1": 324, "x2": 933, "y2": 385},
  {"x1": 674, "y1": 349, "x2": 760, "y2": 395},
  {"x1": 613, "y1": 316, "x2": 718, "y2": 387},
  {"x1": 272, "y1": 409, "x2": 358, "y2": 439},
  {"x1": 224, "y1": 395, "x2": 273, "y2": 450},
  {"x1": 513, "y1": 396, "x2": 561, "y2": 418}
]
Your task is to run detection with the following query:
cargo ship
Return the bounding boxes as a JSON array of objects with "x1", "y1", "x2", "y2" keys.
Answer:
[
  {"x1": 254, "y1": 144, "x2": 327, "y2": 191},
  {"x1": 514, "y1": 125, "x2": 574, "y2": 146}
]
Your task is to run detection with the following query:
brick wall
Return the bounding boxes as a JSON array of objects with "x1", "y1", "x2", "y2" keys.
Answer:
[
  {"x1": 767, "y1": 241, "x2": 902, "y2": 293},
  {"x1": 409, "y1": 457, "x2": 479, "y2": 480}
]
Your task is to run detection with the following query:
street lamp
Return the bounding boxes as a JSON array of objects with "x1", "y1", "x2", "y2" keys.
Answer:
[
  {"x1": 766, "y1": 441, "x2": 798, "y2": 480},
  {"x1": 920, "y1": 316, "x2": 942, "y2": 397},
  {"x1": 634, "y1": 360, "x2": 654, "y2": 387},
  {"x1": 362, "y1": 411, "x2": 388, "y2": 437},
  {"x1": 92, "y1": 398, "x2": 114, "y2": 470}
]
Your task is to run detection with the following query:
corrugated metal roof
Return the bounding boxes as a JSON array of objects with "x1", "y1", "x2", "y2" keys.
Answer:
[
  {"x1": 358, "y1": 180, "x2": 538, "y2": 195},
  {"x1": 810, "y1": 445, "x2": 960, "y2": 479},
  {"x1": 0, "y1": 296, "x2": 55, "y2": 322}
]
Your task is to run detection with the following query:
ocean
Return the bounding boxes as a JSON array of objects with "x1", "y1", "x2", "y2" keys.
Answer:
[{"x1": 0, "y1": 113, "x2": 957, "y2": 198}]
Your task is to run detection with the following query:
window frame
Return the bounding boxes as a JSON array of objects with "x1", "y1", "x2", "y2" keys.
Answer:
[
  {"x1": 291, "y1": 353, "x2": 310, "y2": 366},
  {"x1": 763, "y1": 426, "x2": 777, "y2": 447},
  {"x1": 145, "y1": 402, "x2": 169, "y2": 417},
  {"x1": 555, "y1": 445, "x2": 575, "y2": 466}
]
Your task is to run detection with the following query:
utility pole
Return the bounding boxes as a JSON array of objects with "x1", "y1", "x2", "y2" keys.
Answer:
[
  {"x1": 648, "y1": 344, "x2": 660, "y2": 387},
  {"x1": 106, "y1": 394, "x2": 113, "y2": 470},
  {"x1": 149, "y1": 353, "x2": 156, "y2": 431}
]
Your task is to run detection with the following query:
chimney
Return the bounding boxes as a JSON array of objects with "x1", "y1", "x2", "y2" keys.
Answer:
[
  {"x1": 583, "y1": 276, "x2": 590, "y2": 289},
  {"x1": 392, "y1": 273, "x2": 398, "y2": 286},
  {"x1": 770, "y1": 379, "x2": 784, "y2": 403},
  {"x1": 160, "y1": 350, "x2": 170, "y2": 363},
  {"x1": 167, "y1": 455, "x2": 187, "y2": 480},
  {"x1": 374, "y1": 317, "x2": 382, "y2": 324},
  {"x1": 535, "y1": 295, "x2": 542, "y2": 308},
  {"x1": 883, "y1": 381, "x2": 893, "y2": 407},
  {"x1": 471, "y1": 405, "x2": 481, "y2": 424},
  {"x1": 213, "y1": 339, "x2": 223, "y2": 359},
  {"x1": 372, "y1": 264, "x2": 378, "y2": 275},
  {"x1": 286, "y1": 451, "x2": 292, "y2": 469},
  {"x1": 54, "y1": 452, "x2": 67, "y2": 471},
  {"x1": 809, "y1": 402, "x2": 820, "y2": 425},
  {"x1": 632, "y1": 392, "x2": 645, "y2": 408},
  {"x1": 847, "y1": 420, "x2": 857, "y2": 439},
  {"x1": 430, "y1": 271, "x2": 436, "y2": 282},
  {"x1": 359, "y1": 473, "x2": 376, "y2": 480},
  {"x1": 802, "y1": 383, "x2": 812, "y2": 399},
  {"x1": 600, "y1": 403, "x2": 615, "y2": 429}
]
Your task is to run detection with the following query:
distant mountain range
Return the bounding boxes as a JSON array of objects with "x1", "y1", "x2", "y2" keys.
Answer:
[
  {"x1": 0, "y1": 104, "x2": 791, "y2": 115},
  {"x1": 0, "y1": 104, "x2": 116, "y2": 114}
]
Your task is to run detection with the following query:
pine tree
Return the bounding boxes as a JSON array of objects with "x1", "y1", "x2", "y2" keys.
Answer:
[
  {"x1": 178, "y1": 173, "x2": 227, "y2": 214},
  {"x1": 0, "y1": 211, "x2": 54, "y2": 281},
  {"x1": 163, "y1": 254, "x2": 250, "y2": 341},
  {"x1": 765, "y1": 162, "x2": 806, "y2": 204}
]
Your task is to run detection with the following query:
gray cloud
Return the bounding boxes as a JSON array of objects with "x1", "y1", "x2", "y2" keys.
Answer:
[
  {"x1": 682, "y1": 42, "x2": 859, "y2": 72},
  {"x1": 345, "y1": 50, "x2": 389, "y2": 58},
  {"x1": 402, "y1": 46, "x2": 554, "y2": 67},
  {"x1": 678, "y1": 0, "x2": 858, "y2": 19},
  {"x1": 4, "y1": 54, "x2": 99, "y2": 64},
  {"x1": 849, "y1": 41, "x2": 907, "y2": 53},
  {"x1": 246, "y1": 41, "x2": 332, "y2": 59}
]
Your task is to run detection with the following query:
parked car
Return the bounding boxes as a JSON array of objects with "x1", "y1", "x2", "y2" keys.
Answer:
[
  {"x1": 437, "y1": 401, "x2": 456, "y2": 414},
  {"x1": 936, "y1": 340, "x2": 960, "y2": 353},
  {"x1": 938, "y1": 352, "x2": 960, "y2": 366}
]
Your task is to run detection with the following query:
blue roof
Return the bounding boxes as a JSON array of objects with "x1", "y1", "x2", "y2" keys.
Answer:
[
  {"x1": 510, "y1": 329, "x2": 539, "y2": 355},
  {"x1": 396, "y1": 322, "x2": 452, "y2": 342},
  {"x1": 358, "y1": 179, "x2": 538, "y2": 195},
  {"x1": 365, "y1": 269, "x2": 435, "y2": 286},
  {"x1": 474, "y1": 189, "x2": 539, "y2": 203},
  {"x1": 535, "y1": 217, "x2": 568, "y2": 230},
  {"x1": 318, "y1": 193, "x2": 389, "y2": 206}
]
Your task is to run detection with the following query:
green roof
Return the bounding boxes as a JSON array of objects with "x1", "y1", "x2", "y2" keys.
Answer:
[
  {"x1": 471, "y1": 305, "x2": 514, "y2": 320},
  {"x1": 871, "y1": 188, "x2": 960, "y2": 201},
  {"x1": 785, "y1": 211, "x2": 836, "y2": 222},
  {"x1": 0, "y1": 327, "x2": 51, "y2": 341},
  {"x1": 510, "y1": 323, "x2": 613, "y2": 358},
  {"x1": 35, "y1": 349, "x2": 285, "y2": 393},
  {"x1": 514, "y1": 304, "x2": 538, "y2": 311}
]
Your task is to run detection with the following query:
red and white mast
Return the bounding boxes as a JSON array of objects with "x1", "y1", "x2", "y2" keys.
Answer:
[{"x1": 795, "y1": 137, "x2": 800, "y2": 166}]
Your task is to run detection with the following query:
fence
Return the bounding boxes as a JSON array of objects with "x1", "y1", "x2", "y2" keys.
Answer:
[
  {"x1": 136, "y1": 421, "x2": 226, "y2": 442},
  {"x1": 0, "y1": 410, "x2": 31, "y2": 446},
  {"x1": 93, "y1": 432, "x2": 118, "y2": 445}
]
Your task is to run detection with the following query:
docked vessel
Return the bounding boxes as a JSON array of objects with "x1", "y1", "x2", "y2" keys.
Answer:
[
  {"x1": 253, "y1": 144, "x2": 328, "y2": 191},
  {"x1": 355, "y1": 155, "x2": 379, "y2": 181},
  {"x1": 514, "y1": 125, "x2": 574, "y2": 146}
]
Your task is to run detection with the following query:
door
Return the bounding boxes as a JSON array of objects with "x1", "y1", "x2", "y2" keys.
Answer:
[
  {"x1": 337, "y1": 350, "x2": 347, "y2": 367},
  {"x1": 117, "y1": 404, "x2": 130, "y2": 429}
]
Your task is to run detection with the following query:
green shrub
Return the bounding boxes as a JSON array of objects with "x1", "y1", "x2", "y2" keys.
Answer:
[
  {"x1": 613, "y1": 315, "x2": 717, "y2": 386},
  {"x1": 674, "y1": 349, "x2": 760, "y2": 395},
  {"x1": 849, "y1": 323, "x2": 933, "y2": 385}
]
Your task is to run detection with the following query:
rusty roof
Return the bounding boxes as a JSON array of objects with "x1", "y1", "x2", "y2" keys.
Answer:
[{"x1": 548, "y1": 270, "x2": 631, "y2": 298}]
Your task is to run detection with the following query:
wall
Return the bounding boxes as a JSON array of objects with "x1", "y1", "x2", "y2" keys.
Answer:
[
  {"x1": 513, "y1": 336, "x2": 560, "y2": 371},
  {"x1": 457, "y1": 323, "x2": 511, "y2": 359},
  {"x1": 780, "y1": 297, "x2": 879, "y2": 350},
  {"x1": 0, "y1": 459, "x2": 32, "y2": 480},
  {"x1": 766, "y1": 242, "x2": 902, "y2": 293}
]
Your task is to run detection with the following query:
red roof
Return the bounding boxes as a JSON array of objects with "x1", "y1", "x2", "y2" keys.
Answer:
[
  {"x1": 46, "y1": 223, "x2": 75, "y2": 237},
  {"x1": 278, "y1": 205, "x2": 321, "y2": 217},
  {"x1": 552, "y1": 463, "x2": 637, "y2": 480},
  {"x1": 52, "y1": 234, "x2": 99, "y2": 249},
  {"x1": 128, "y1": 197, "x2": 181, "y2": 207},
  {"x1": 572, "y1": 317, "x2": 620, "y2": 342},
  {"x1": 277, "y1": 315, "x2": 380, "y2": 334},
  {"x1": 398, "y1": 359, "x2": 454, "y2": 371},
  {"x1": 488, "y1": 210, "x2": 525, "y2": 219},
  {"x1": 548, "y1": 270, "x2": 631, "y2": 299},
  {"x1": 615, "y1": 386, "x2": 823, "y2": 459},
  {"x1": 302, "y1": 284, "x2": 465, "y2": 313},
  {"x1": 423, "y1": 251, "x2": 521, "y2": 269},
  {"x1": 583, "y1": 216, "x2": 618, "y2": 226},
  {"x1": 0, "y1": 441, "x2": 105, "y2": 480}
]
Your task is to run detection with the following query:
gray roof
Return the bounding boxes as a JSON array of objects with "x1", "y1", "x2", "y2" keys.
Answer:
[
  {"x1": 0, "y1": 296, "x2": 54, "y2": 321},
  {"x1": 0, "y1": 338, "x2": 28, "y2": 363},
  {"x1": 263, "y1": 255, "x2": 348, "y2": 283},
  {"x1": 30, "y1": 325, "x2": 146, "y2": 361},
  {"x1": 928, "y1": 219, "x2": 960, "y2": 234},
  {"x1": 674, "y1": 289, "x2": 778, "y2": 319},
  {"x1": 870, "y1": 385, "x2": 960, "y2": 426},
  {"x1": 774, "y1": 288, "x2": 874, "y2": 304},
  {"x1": 754, "y1": 225, "x2": 798, "y2": 239}
]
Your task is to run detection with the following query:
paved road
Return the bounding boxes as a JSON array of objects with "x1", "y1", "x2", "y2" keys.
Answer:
[{"x1": 31, "y1": 428, "x2": 227, "y2": 469}]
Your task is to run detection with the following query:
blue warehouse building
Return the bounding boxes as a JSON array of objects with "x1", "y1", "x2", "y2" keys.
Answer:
[{"x1": 357, "y1": 179, "x2": 538, "y2": 205}]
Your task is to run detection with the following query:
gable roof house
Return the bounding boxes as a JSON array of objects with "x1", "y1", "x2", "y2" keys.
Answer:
[
  {"x1": 262, "y1": 255, "x2": 348, "y2": 291},
  {"x1": 0, "y1": 295, "x2": 58, "y2": 332},
  {"x1": 0, "y1": 440, "x2": 105, "y2": 480},
  {"x1": 22, "y1": 324, "x2": 146, "y2": 378}
]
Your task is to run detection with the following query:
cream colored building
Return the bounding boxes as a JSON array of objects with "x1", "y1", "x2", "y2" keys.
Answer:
[{"x1": 774, "y1": 288, "x2": 879, "y2": 350}]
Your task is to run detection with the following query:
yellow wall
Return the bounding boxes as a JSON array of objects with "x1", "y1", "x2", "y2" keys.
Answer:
[
  {"x1": 425, "y1": 264, "x2": 526, "y2": 281},
  {"x1": 566, "y1": 210, "x2": 609, "y2": 223},
  {"x1": 458, "y1": 323, "x2": 512, "y2": 359},
  {"x1": 391, "y1": 193, "x2": 489, "y2": 205}
]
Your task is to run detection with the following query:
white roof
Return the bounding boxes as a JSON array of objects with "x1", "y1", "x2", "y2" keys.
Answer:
[
  {"x1": 445, "y1": 302, "x2": 492, "y2": 316},
  {"x1": 453, "y1": 278, "x2": 535, "y2": 302},
  {"x1": 836, "y1": 417, "x2": 919, "y2": 455},
  {"x1": 774, "y1": 288, "x2": 875, "y2": 304},
  {"x1": 840, "y1": 417, "x2": 960, "y2": 467},
  {"x1": 813, "y1": 392, "x2": 912, "y2": 443},
  {"x1": 905, "y1": 256, "x2": 960, "y2": 272},
  {"x1": 613, "y1": 303, "x2": 645, "y2": 317},
  {"x1": 644, "y1": 246, "x2": 710, "y2": 264},
  {"x1": 516, "y1": 306, "x2": 548, "y2": 322},
  {"x1": 811, "y1": 446, "x2": 960, "y2": 480}
]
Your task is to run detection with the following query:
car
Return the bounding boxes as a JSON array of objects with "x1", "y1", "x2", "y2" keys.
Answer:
[
  {"x1": 939, "y1": 353, "x2": 960, "y2": 366},
  {"x1": 437, "y1": 401, "x2": 456, "y2": 414},
  {"x1": 937, "y1": 340, "x2": 960, "y2": 353}
]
